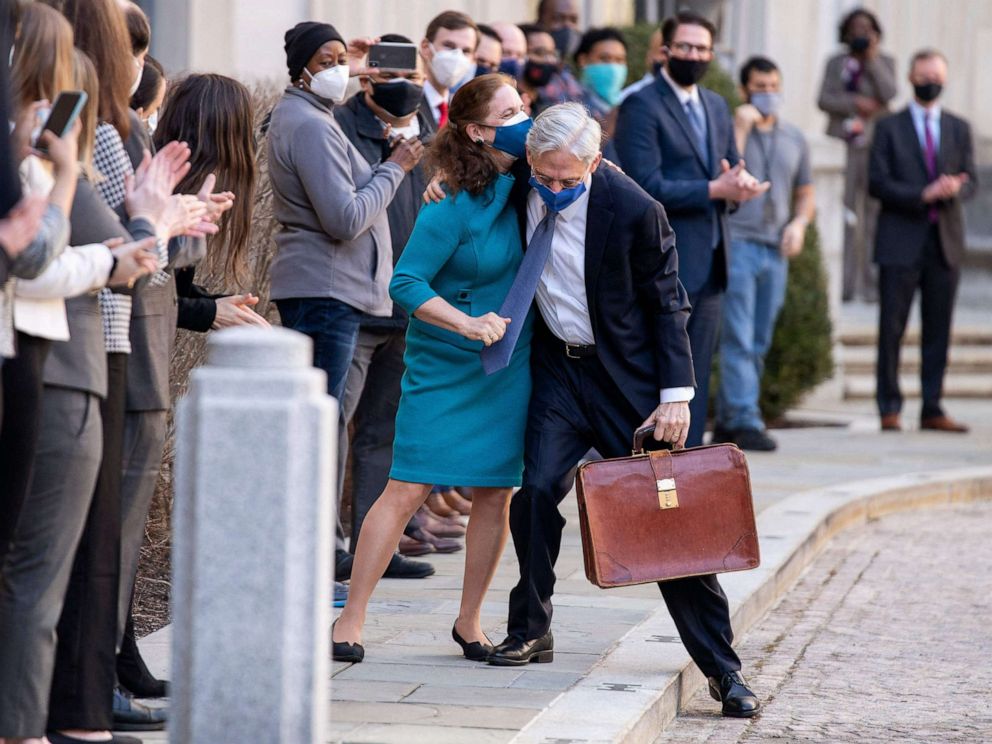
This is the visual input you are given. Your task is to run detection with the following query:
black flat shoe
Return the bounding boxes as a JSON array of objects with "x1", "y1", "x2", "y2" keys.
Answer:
[
  {"x1": 332, "y1": 621, "x2": 365, "y2": 663},
  {"x1": 708, "y1": 670, "x2": 761, "y2": 718},
  {"x1": 451, "y1": 624, "x2": 494, "y2": 661},
  {"x1": 487, "y1": 632, "x2": 554, "y2": 666},
  {"x1": 383, "y1": 552, "x2": 435, "y2": 579}
]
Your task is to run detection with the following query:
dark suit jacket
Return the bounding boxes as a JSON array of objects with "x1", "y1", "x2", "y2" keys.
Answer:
[
  {"x1": 613, "y1": 74, "x2": 739, "y2": 295},
  {"x1": 817, "y1": 52, "x2": 897, "y2": 140},
  {"x1": 525, "y1": 167, "x2": 695, "y2": 418},
  {"x1": 334, "y1": 91, "x2": 435, "y2": 330},
  {"x1": 868, "y1": 107, "x2": 977, "y2": 268}
]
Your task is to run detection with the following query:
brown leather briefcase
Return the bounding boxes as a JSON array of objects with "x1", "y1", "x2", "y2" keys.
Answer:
[{"x1": 575, "y1": 426, "x2": 760, "y2": 588}]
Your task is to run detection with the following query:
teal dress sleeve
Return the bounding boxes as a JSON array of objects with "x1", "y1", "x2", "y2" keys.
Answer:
[{"x1": 389, "y1": 198, "x2": 464, "y2": 315}]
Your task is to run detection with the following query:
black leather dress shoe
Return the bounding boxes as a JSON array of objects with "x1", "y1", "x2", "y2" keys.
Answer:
[
  {"x1": 487, "y1": 632, "x2": 554, "y2": 666},
  {"x1": 113, "y1": 688, "x2": 167, "y2": 730},
  {"x1": 49, "y1": 733, "x2": 142, "y2": 744},
  {"x1": 383, "y1": 552, "x2": 435, "y2": 579},
  {"x1": 708, "y1": 670, "x2": 761, "y2": 717}
]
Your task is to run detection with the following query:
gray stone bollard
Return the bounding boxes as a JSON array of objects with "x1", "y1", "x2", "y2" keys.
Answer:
[{"x1": 171, "y1": 326, "x2": 336, "y2": 744}]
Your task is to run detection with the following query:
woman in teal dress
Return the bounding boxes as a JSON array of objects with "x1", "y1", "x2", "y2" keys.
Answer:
[{"x1": 333, "y1": 74, "x2": 534, "y2": 663}]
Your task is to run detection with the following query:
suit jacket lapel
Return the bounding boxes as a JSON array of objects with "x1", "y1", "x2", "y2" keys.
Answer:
[
  {"x1": 700, "y1": 92, "x2": 719, "y2": 176},
  {"x1": 584, "y1": 170, "x2": 615, "y2": 327},
  {"x1": 937, "y1": 110, "x2": 950, "y2": 174},
  {"x1": 657, "y1": 77, "x2": 709, "y2": 171}
]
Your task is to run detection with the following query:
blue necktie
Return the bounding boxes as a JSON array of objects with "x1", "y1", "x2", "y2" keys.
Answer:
[
  {"x1": 684, "y1": 99, "x2": 708, "y2": 162},
  {"x1": 481, "y1": 209, "x2": 557, "y2": 375}
]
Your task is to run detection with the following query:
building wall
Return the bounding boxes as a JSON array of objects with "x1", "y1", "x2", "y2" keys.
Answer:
[{"x1": 150, "y1": 0, "x2": 633, "y2": 84}]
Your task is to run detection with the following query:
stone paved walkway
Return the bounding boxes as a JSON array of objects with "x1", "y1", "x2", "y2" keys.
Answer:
[
  {"x1": 655, "y1": 501, "x2": 992, "y2": 743},
  {"x1": 136, "y1": 396, "x2": 992, "y2": 743}
]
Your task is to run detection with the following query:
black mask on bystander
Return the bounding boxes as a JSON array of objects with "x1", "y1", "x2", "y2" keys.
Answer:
[
  {"x1": 370, "y1": 80, "x2": 424, "y2": 118},
  {"x1": 667, "y1": 57, "x2": 709, "y2": 87},
  {"x1": 913, "y1": 82, "x2": 942, "y2": 103},
  {"x1": 848, "y1": 36, "x2": 870, "y2": 53},
  {"x1": 524, "y1": 60, "x2": 558, "y2": 88}
]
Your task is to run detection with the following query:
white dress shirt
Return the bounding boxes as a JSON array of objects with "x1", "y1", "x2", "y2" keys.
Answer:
[
  {"x1": 908, "y1": 100, "x2": 941, "y2": 153},
  {"x1": 660, "y1": 65, "x2": 701, "y2": 107},
  {"x1": 526, "y1": 180, "x2": 694, "y2": 404},
  {"x1": 423, "y1": 80, "x2": 448, "y2": 126}
]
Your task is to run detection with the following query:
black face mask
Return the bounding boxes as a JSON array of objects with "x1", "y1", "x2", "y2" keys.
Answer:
[
  {"x1": 914, "y1": 82, "x2": 942, "y2": 103},
  {"x1": 651, "y1": 60, "x2": 664, "y2": 77},
  {"x1": 369, "y1": 79, "x2": 424, "y2": 118},
  {"x1": 848, "y1": 36, "x2": 870, "y2": 53},
  {"x1": 550, "y1": 27, "x2": 581, "y2": 59},
  {"x1": 524, "y1": 60, "x2": 558, "y2": 88},
  {"x1": 667, "y1": 57, "x2": 710, "y2": 87},
  {"x1": 475, "y1": 63, "x2": 494, "y2": 77}
]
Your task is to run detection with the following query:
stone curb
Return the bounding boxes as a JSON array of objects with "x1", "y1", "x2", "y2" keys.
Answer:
[{"x1": 509, "y1": 466, "x2": 992, "y2": 744}]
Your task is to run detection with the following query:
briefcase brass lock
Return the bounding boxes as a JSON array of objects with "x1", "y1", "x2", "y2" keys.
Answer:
[{"x1": 657, "y1": 478, "x2": 679, "y2": 510}]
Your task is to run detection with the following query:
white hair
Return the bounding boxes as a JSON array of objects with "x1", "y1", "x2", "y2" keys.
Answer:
[{"x1": 526, "y1": 103, "x2": 602, "y2": 165}]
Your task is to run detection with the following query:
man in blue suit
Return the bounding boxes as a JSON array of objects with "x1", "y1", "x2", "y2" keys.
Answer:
[{"x1": 614, "y1": 11, "x2": 768, "y2": 447}]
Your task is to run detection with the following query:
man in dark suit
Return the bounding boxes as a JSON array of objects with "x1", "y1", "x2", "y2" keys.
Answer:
[
  {"x1": 868, "y1": 48, "x2": 976, "y2": 433},
  {"x1": 487, "y1": 103, "x2": 760, "y2": 719},
  {"x1": 614, "y1": 11, "x2": 768, "y2": 447}
]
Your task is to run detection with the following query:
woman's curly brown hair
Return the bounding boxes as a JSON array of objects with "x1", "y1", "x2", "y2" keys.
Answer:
[{"x1": 424, "y1": 73, "x2": 515, "y2": 197}]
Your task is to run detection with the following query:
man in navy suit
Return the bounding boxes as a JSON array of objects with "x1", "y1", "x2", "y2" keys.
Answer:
[
  {"x1": 487, "y1": 104, "x2": 760, "y2": 719},
  {"x1": 614, "y1": 11, "x2": 768, "y2": 447}
]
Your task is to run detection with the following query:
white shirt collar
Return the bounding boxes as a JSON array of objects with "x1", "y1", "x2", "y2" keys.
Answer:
[
  {"x1": 423, "y1": 80, "x2": 447, "y2": 113},
  {"x1": 909, "y1": 99, "x2": 941, "y2": 122},
  {"x1": 661, "y1": 66, "x2": 700, "y2": 106}
]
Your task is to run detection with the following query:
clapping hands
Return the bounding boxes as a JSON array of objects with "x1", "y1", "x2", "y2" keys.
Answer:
[{"x1": 709, "y1": 158, "x2": 770, "y2": 203}]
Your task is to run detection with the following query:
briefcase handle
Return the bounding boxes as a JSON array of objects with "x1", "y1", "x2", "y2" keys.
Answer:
[{"x1": 632, "y1": 425, "x2": 675, "y2": 454}]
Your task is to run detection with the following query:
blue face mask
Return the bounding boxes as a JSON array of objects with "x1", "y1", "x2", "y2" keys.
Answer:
[
  {"x1": 489, "y1": 111, "x2": 533, "y2": 159},
  {"x1": 498, "y1": 58, "x2": 523, "y2": 79},
  {"x1": 749, "y1": 92, "x2": 782, "y2": 118},
  {"x1": 581, "y1": 62, "x2": 628, "y2": 106},
  {"x1": 529, "y1": 177, "x2": 588, "y2": 213}
]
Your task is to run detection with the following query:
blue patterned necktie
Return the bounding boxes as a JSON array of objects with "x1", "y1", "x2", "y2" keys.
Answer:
[
  {"x1": 481, "y1": 209, "x2": 558, "y2": 375},
  {"x1": 685, "y1": 98, "x2": 708, "y2": 161}
]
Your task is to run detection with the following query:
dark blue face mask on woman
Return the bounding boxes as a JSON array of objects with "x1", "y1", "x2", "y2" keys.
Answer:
[
  {"x1": 485, "y1": 111, "x2": 533, "y2": 159},
  {"x1": 529, "y1": 176, "x2": 588, "y2": 213}
]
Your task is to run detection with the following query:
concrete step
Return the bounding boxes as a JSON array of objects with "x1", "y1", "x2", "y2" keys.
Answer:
[
  {"x1": 841, "y1": 344, "x2": 992, "y2": 374},
  {"x1": 844, "y1": 373, "x2": 992, "y2": 399},
  {"x1": 839, "y1": 326, "x2": 992, "y2": 347}
]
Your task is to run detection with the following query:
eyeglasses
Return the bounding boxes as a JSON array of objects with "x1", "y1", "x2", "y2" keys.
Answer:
[
  {"x1": 528, "y1": 48, "x2": 561, "y2": 64},
  {"x1": 669, "y1": 42, "x2": 714, "y2": 58},
  {"x1": 531, "y1": 170, "x2": 583, "y2": 190}
]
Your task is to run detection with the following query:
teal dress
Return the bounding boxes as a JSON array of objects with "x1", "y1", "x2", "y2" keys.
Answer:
[{"x1": 388, "y1": 173, "x2": 532, "y2": 487}]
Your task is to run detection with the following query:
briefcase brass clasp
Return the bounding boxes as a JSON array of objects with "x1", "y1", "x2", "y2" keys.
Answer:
[{"x1": 657, "y1": 478, "x2": 679, "y2": 510}]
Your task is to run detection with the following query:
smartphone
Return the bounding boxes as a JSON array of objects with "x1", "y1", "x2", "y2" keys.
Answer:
[
  {"x1": 34, "y1": 90, "x2": 88, "y2": 153},
  {"x1": 367, "y1": 42, "x2": 418, "y2": 72}
]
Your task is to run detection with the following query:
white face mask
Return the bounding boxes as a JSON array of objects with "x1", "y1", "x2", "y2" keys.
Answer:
[
  {"x1": 8, "y1": 44, "x2": 14, "y2": 67},
  {"x1": 304, "y1": 65, "x2": 350, "y2": 104},
  {"x1": 130, "y1": 57, "x2": 144, "y2": 97},
  {"x1": 147, "y1": 110, "x2": 159, "y2": 134},
  {"x1": 429, "y1": 44, "x2": 473, "y2": 89}
]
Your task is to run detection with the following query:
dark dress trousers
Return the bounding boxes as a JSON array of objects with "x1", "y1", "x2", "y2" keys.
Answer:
[
  {"x1": 333, "y1": 92, "x2": 434, "y2": 548},
  {"x1": 614, "y1": 74, "x2": 740, "y2": 446},
  {"x1": 506, "y1": 167, "x2": 742, "y2": 679},
  {"x1": 868, "y1": 107, "x2": 977, "y2": 418}
]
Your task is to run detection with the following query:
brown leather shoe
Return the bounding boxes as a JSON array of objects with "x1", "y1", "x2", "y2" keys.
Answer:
[
  {"x1": 880, "y1": 413, "x2": 901, "y2": 431},
  {"x1": 412, "y1": 506, "x2": 466, "y2": 538},
  {"x1": 405, "y1": 524, "x2": 463, "y2": 553},
  {"x1": 920, "y1": 415, "x2": 969, "y2": 433},
  {"x1": 441, "y1": 488, "x2": 473, "y2": 516},
  {"x1": 398, "y1": 534, "x2": 436, "y2": 557}
]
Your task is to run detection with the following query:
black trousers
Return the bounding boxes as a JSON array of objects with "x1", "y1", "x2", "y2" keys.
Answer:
[
  {"x1": 685, "y1": 259, "x2": 724, "y2": 448},
  {"x1": 0, "y1": 332, "x2": 52, "y2": 564},
  {"x1": 876, "y1": 226, "x2": 959, "y2": 419},
  {"x1": 507, "y1": 337, "x2": 741, "y2": 679},
  {"x1": 48, "y1": 354, "x2": 127, "y2": 731}
]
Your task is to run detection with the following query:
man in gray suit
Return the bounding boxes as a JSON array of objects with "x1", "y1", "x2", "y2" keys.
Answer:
[{"x1": 817, "y1": 7, "x2": 896, "y2": 303}]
